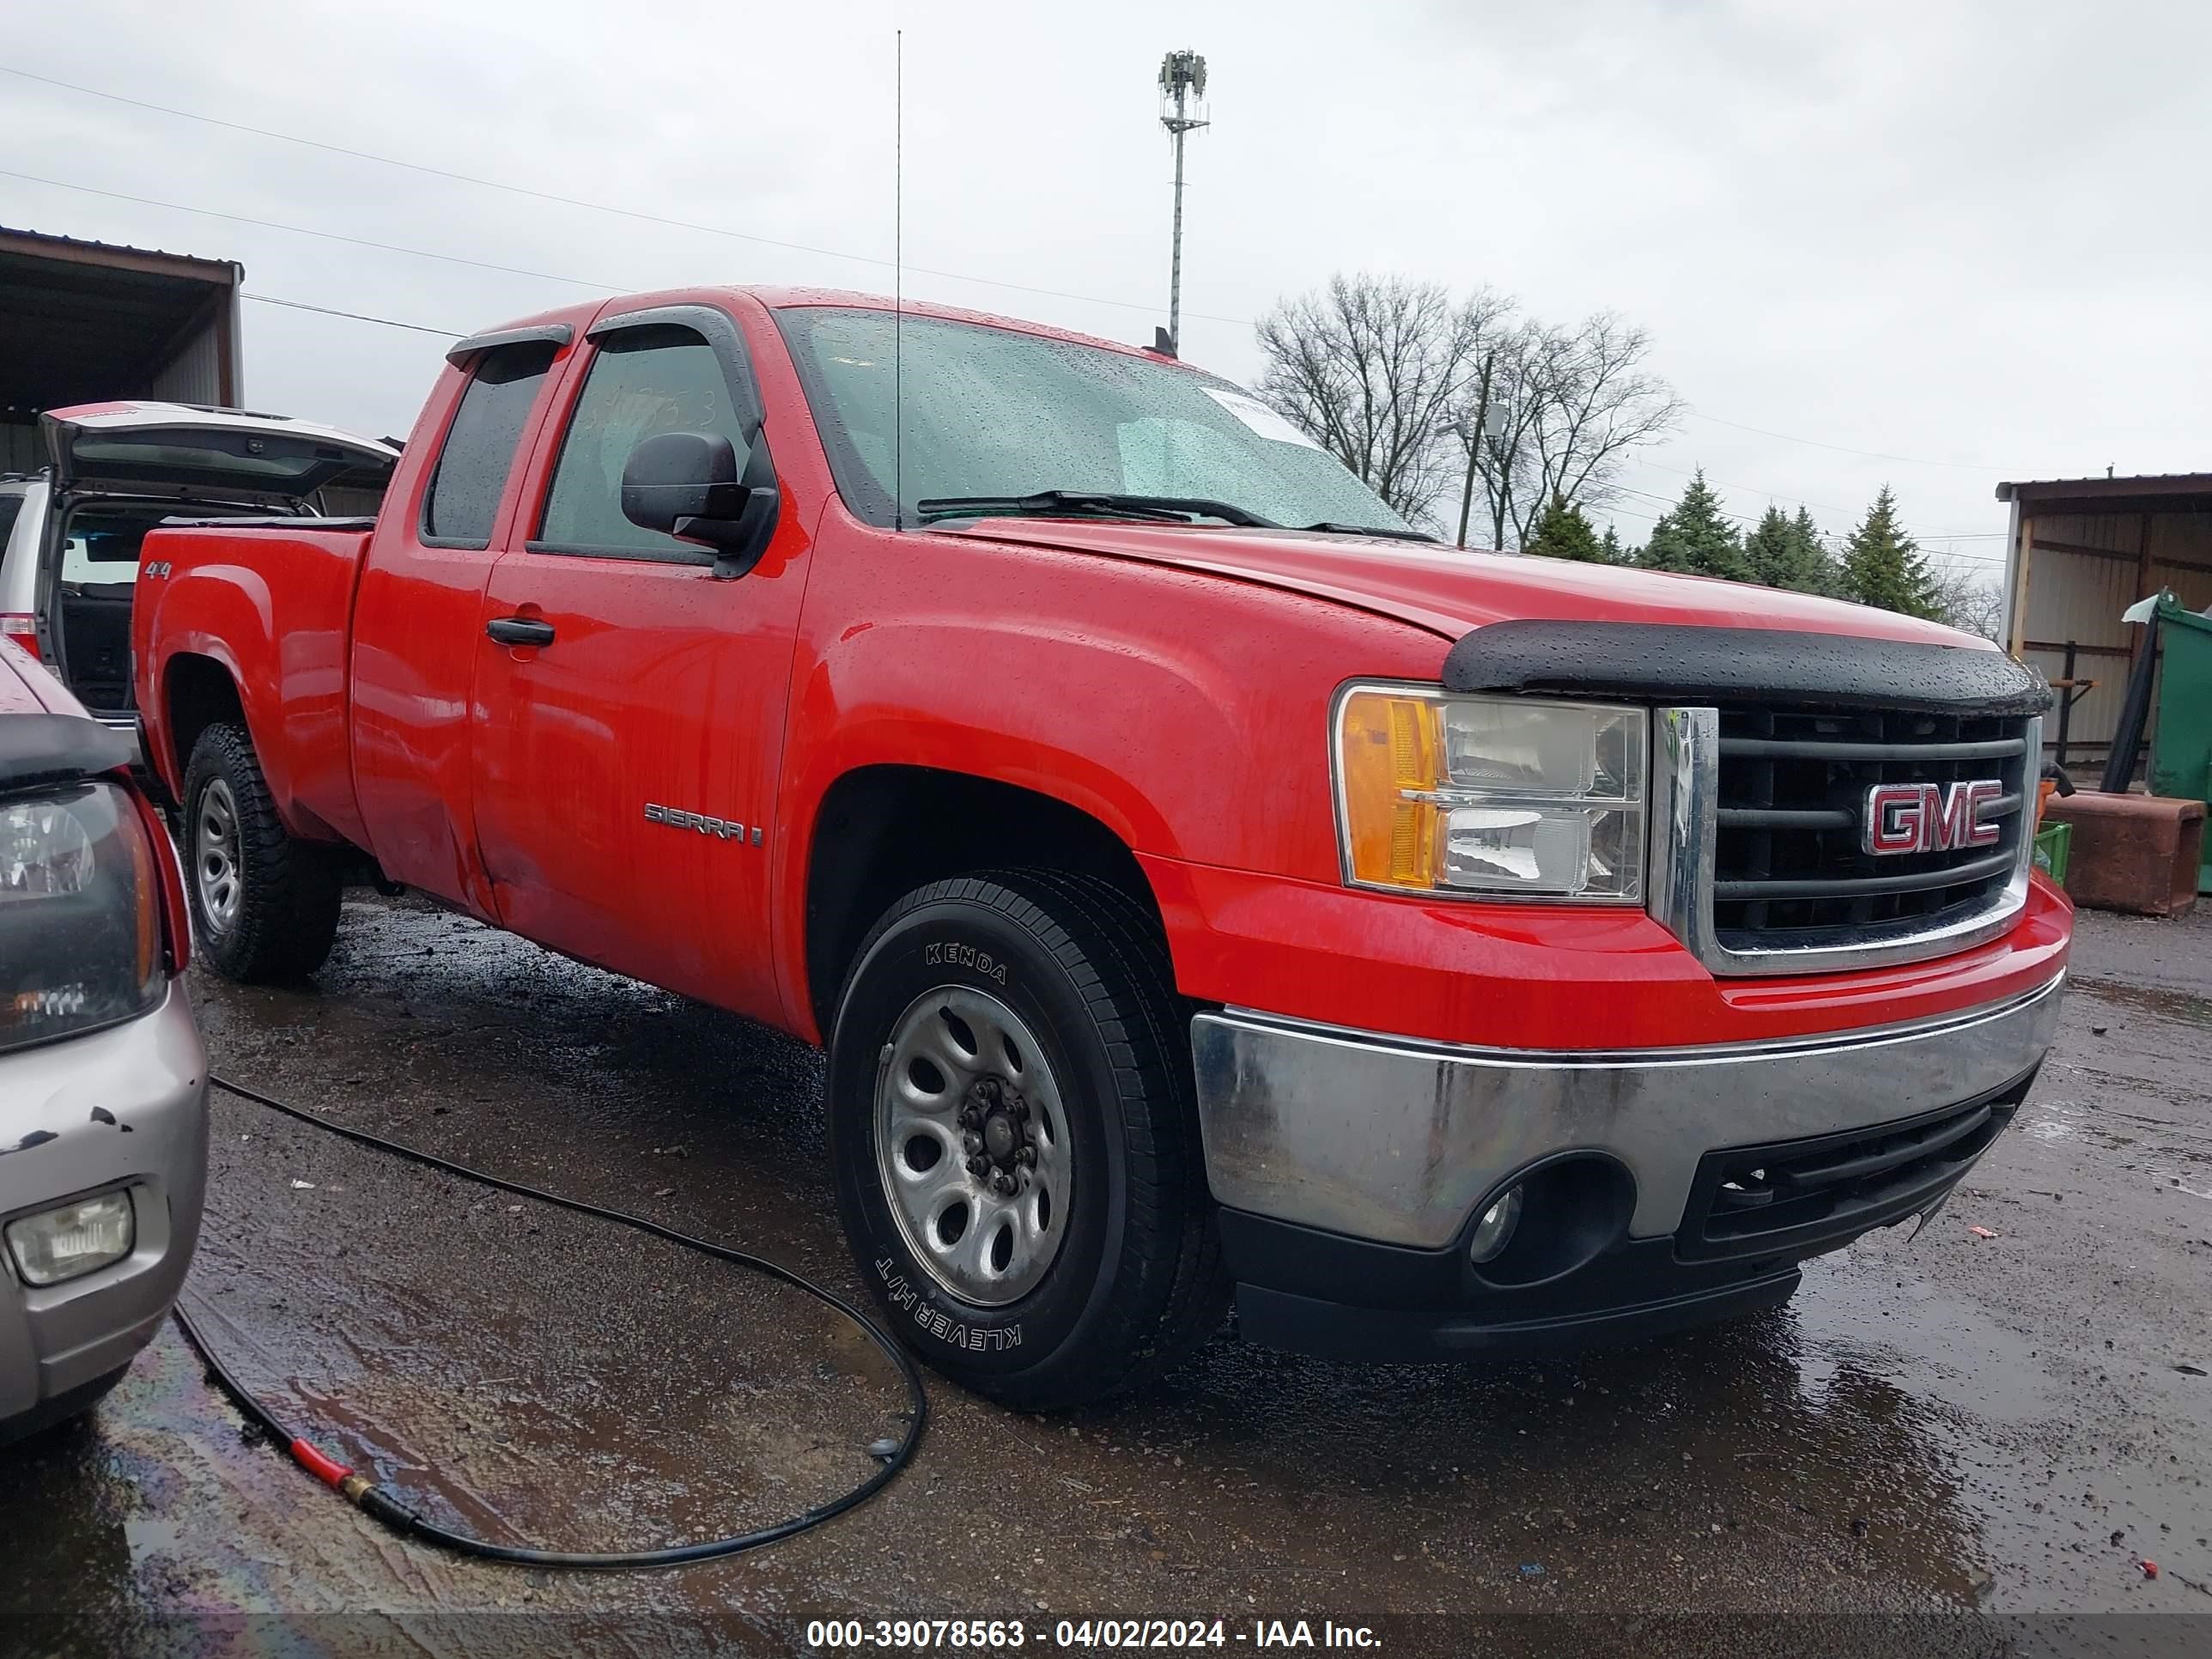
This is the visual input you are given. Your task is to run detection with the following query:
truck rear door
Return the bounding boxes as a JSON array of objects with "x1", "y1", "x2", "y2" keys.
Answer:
[
  {"x1": 468, "y1": 302, "x2": 805, "y2": 1018},
  {"x1": 349, "y1": 334, "x2": 565, "y2": 915}
]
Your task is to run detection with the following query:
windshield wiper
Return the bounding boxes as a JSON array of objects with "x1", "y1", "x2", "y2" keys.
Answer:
[
  {"x1": 1301, "y1": 521, "x2": 1439, "y2": 543},
  {"x1": 915, "y1": 490, "x2": 1278, "y2": 529}
]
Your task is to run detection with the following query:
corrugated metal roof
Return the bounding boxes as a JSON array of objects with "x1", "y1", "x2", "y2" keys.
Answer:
[
  {"x1": 0, "y1": 223, "x2": 239, "y2": 278},
  {"x1": 1, "y1": 226, "x2": 240, "y2": 408},
  {"x1": 1996, "y1": 472, "x2": 2212, "y2": 501}
]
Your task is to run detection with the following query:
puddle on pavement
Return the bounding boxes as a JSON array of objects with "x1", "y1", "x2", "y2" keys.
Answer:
[
  {"x1": 183, "y1": 1087, "x2": 912, "y2": 1561},
  {"x1": 2070, "y1": 977, "x2": 2212, "y2": 1026}
]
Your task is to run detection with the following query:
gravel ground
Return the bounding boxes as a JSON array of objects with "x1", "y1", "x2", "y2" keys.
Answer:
[{"x1": 2, "y1": 896, "x2": 2208, "y2": 1657}]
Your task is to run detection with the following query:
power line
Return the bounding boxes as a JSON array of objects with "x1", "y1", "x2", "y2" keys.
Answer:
[
  {"x1": 241, "y1": 291, "x2": 460, "y2": 337},
  {"x1": 0, "y1": 64, "x2": 1251, "y2": 328},
  {"x1": 1597, "y1": 488, "x2": 1997, "y2": 573},
  {"x1": 0, "y1": 167, "x2": 628, "y2": 292},
  {"x1": 1681, "y1": 409, "x2": 2008, "y2": 472},
  {"x1": 1624, "y1": 458, "x2": 2004, "y2": 541}
]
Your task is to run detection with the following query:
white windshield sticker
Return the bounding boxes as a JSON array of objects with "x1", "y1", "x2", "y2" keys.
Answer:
[{"x1": 1203, "y1": 387, "x2": 1323, "y2": 450}]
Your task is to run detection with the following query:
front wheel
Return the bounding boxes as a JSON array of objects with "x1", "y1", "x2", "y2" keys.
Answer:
[{"x1": 827, "y1": 871, "x2": 1224, "y2": 1412}]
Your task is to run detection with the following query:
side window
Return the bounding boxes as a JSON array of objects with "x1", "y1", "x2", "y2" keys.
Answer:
[
  {"x1": 421, "y1": 341, "x2": 557, "y2": 546},
  {"x1": 0, "y1": 495, "x2": 23, "y2": 561},
  {"x1": 533, "y1": 326, "x2": 749, "y2": 558}
]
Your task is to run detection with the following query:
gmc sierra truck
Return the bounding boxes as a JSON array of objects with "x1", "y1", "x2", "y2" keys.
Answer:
[{"x1": 133, "y1": 288, "x2": 2069, "y2": 1409}]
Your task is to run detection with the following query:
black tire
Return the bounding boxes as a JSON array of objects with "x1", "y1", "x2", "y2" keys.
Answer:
[
  {"x1": 827, "y1": 870, "x2": 1225, "y2": 1412},
  {"x1": 181, "y1": 722, "x2": 343, "y2": 982}
]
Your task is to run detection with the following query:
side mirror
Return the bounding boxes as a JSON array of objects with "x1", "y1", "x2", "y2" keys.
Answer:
[{"x1": 620, "y1": 429, "x2": 779, "y2": 579}]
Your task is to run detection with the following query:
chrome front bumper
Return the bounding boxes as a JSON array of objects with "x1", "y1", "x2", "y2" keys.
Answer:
[
  {"x1": 1189, "y1": 974, "x2": 2065, "y2": 1250},
  {"x1": 0, "y1": 982, "x2": 209, "y2": 1431}
]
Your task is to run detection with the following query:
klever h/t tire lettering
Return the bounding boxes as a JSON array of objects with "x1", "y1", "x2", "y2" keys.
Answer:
[
  {"x1": 827, "y1": 870, "x2": 1226, "y2": 1411},
  {"x1": 875, "y1": 1257, "x2": 1024, "y2": 1352}
]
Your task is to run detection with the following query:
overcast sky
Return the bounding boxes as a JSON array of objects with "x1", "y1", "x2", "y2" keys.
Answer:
[{"x1": 4, "y1": 0, "x2": 2206, "y2": 576}]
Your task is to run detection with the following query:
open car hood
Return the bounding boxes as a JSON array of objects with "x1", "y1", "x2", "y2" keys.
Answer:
[
  {"x1": 42, "y1": 402, "x2": 398, "y2": 507},
  {"x1": 949, "y1": 519, "x2": 1982, "y2": 649}
]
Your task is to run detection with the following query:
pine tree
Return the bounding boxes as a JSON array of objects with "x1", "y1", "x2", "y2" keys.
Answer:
[
  {"x1": 1599, "y1": 526, "x2": 1624, "y2": 564},
  {"x1": 1524, "y1": 494, "x2": 1607, "y2": 562},
  {"x1": 1636, "y1": 470, "x2": 1752, "y2": 581},
  {"x1": 1743, "y1": 504, "x2": 1840, "y2": 594},
  {"x1": 1789, "y1": 507, "x2": 1839, "y2": 595},
  {"x1": 1742, "y1": 507, "x2": 1796, "y2": 587},
  {"x1": 1839, "y1": 486, "x2": 1942, "y2": 618}
]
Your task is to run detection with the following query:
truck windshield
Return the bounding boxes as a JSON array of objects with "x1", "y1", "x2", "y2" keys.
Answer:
[{"x1": 776, "y1": 307, "x2": 1414, "y2": 537}]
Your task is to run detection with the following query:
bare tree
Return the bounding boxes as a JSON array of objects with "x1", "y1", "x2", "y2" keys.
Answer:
[
  {"x1": 1255, "y1": 275, "x2": 1510, "y2": 526},
  {"x1": 1450, "y1": 324, "x2": 1544, "y2": 550},
  {"x1": 1256, "y1": 274, "x2": 1683, "y2": 547},
  {"x1": 1932, "y1": 568, "x2": 2005, "y2": 641},
  {"x1": 1449, "y1": 313, "x2": 1685, "y2": 550}
]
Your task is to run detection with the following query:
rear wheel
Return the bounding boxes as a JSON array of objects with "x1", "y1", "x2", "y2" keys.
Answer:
[
  {"x1": 182, "y1": 722, "x2": 342, "y2": 981},
  {"x1": 827, "y1": 870, "x2": 1225, "y2": 1411}
]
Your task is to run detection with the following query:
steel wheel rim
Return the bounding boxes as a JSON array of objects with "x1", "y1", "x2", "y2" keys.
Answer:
[
  {"x1": 874, "y1": 984, "x2": 1072, "y2": 1308},
  {"x1": 195, "y1": 777, "x2": 242, "y2": 933}
]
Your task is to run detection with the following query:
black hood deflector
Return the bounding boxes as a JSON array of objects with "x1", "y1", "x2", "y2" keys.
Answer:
[
  {"x1": 1442, "y1": 621, "x2": 2054, "y2": 716},
  {"x1": 0, "y1": 713, "x2": 133, "y2": 793}
]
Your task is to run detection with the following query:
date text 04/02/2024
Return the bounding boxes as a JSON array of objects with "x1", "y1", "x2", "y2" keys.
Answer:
[{"x1": 802, "y1": 1620, "x2": 1382, "y2": 1650}]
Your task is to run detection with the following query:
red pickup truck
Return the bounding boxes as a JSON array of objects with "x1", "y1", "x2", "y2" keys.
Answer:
[{"x1": 134, "y1": 288, "x2": 2069, "y2": 1408}]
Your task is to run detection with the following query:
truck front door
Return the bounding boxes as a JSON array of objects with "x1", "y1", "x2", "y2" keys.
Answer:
[{"x1": 469, "y1": 305, "x2": 805, "y2": 1019}]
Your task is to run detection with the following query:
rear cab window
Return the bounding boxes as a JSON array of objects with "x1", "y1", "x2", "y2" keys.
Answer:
[{"x1": 422, "y1": 342, "x2": 559, "y2": 546}]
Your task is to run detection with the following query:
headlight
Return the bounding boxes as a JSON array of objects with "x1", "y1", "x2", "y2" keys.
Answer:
[
  {"x1": 6, "y1": 1191, "x2": 136, "y2": 1285},
  {"x1": 1334, "y1": 684, "x2": 1648, "y2": 902},
  {"x1": 0, "y1": 782, "x2": 163, "y2": 1052}
]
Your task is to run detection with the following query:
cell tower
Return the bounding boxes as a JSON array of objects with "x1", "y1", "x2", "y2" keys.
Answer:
[{"x1": 1157, "y1": 50, "x2": 1208, "y2": 357}]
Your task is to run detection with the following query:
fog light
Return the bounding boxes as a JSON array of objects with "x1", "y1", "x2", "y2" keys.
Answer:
[
  {"x1": 1468, "y1": 1185, "x2": 1523, "y2": 1266},
  {"x1": 6, "y1": 1191, "x2": 135, "y2": 1286}
]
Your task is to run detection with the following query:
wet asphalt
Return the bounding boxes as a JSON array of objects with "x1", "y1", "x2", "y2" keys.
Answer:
[{"x1": 3, "y1": 896, "x2": 2209, "y2": 1656}]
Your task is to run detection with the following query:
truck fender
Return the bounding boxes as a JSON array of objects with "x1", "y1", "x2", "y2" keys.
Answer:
[
  {"x1": 773, "y1": 615, "x2": 1267, "y2": 1036},
  {"x1": 141, "y1": 563, "x2": 293, "y2": 822}
]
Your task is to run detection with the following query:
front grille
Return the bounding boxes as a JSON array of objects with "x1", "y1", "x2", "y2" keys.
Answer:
[
  {"x1": 1676, "y1": 1073, "x2": 2033, "y2": 1262},
  {"x1": 1711, "y1": 706, "x2": 2032, "y2": 953}
]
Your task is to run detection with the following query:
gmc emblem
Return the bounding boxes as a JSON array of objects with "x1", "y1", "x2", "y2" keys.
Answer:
[{"x1": 1863, "y1": 781, "x2": 2004, "y2": 856}]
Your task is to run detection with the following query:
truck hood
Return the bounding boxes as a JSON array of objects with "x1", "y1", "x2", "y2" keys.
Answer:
[{"x1": 951, "y1": 520, "x2": 1984, "y2": 650}]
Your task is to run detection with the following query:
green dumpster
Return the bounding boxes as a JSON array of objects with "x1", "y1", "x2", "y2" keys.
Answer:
[
  {"x1": 2148, "y1": 595, "x2": 2212, "y2": 893},
  {"x1": 2033, "y1": 820, "x2": 2071, "y2": 885}
]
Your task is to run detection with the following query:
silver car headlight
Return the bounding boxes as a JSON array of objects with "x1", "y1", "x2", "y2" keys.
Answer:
[
  {"x1": 1333, "y1": 684, "x2": 1648, "y2": 902},
  {"x1": 1, "y1": 781, "x2": 164, "y2": 1052}
]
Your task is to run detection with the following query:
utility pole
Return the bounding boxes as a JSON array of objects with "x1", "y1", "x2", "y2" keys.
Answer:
[
  {"x1": 1158, "y1": 51, "x2": 1208, "y2": 356},
  {"x1": 1455, "y1": 398, "x2": 1509, "y2": 550}
]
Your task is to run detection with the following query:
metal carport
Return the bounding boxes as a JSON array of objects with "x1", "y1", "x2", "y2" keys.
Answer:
[
  {"x1": 0, "y1": 224, "x2": 243, "y2": 471},
  {"x1": 1996, "y1": 472, "x2": 2212, "y2": 779}
]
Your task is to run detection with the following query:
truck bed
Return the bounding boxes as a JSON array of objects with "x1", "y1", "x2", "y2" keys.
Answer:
[{"x1": 134, "y1": 518, "x2": 380, "y2": 845}]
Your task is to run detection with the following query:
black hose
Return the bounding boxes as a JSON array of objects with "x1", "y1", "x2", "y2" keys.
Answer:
[
  {"x1": 174, "y1": 1073, "x2": 927, "y2": 1569},
  {"x1": 2100, "y1": 609, "x2": 2162, "y2": 794}
]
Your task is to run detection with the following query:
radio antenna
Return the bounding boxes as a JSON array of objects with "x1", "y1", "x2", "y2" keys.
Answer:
[{"x1": 892, "y1": 27, "x2": 905, "y2": 533}]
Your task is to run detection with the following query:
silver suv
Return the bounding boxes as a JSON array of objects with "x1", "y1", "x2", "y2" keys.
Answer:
[
  {"x1": 0, "y1": 403, "x2": 394, "y2": 758},
  {"x1": 1, "y1": 637, "x2": 210, "y2": 1442}
]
